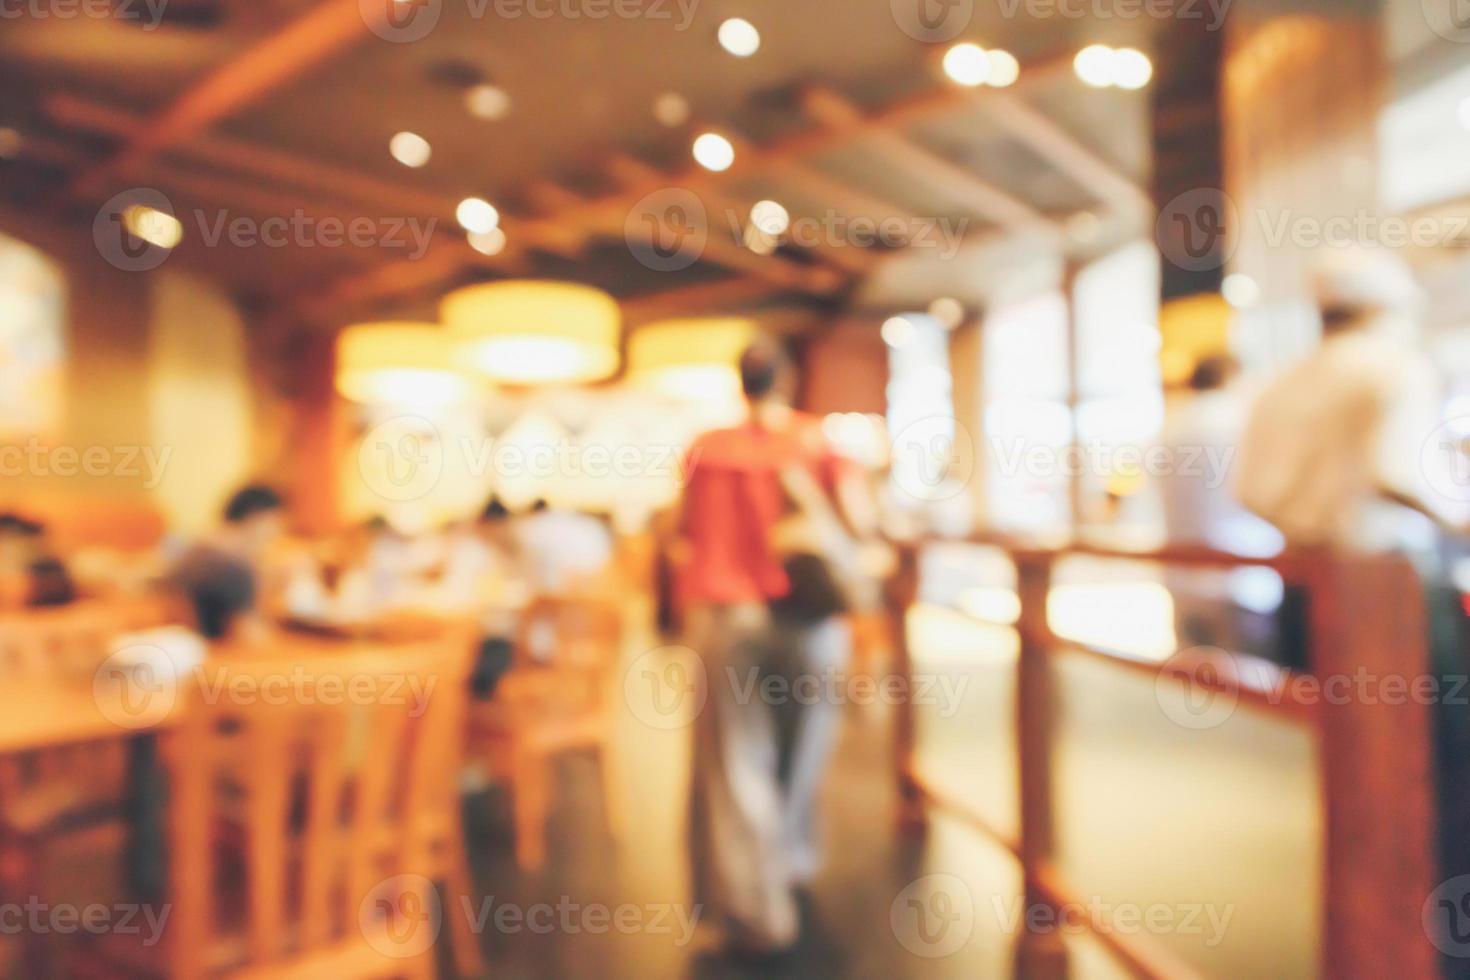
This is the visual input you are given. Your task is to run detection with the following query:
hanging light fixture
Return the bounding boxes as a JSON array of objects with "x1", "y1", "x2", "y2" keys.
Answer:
[
  {"x1": 441, "y1": 281, "x2": 621, "y2": 385},
  {"x1": 627, "y1": 317, "x2": 756, "y2": 402},
  {"x1": 335, "y1": 322, "x2": 470, "y2": 406}
]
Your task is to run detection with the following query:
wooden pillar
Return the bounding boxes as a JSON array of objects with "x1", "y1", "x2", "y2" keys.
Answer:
[
  {"x1": 1311, "y1": 554, "x2": 1439, "y2": 980},
  {"x1": 1223, "y1": 2, "x2": 1385, "y2": 368},
  {"x1": 1012, "y1": 550, "x2": 1067, "y2": 979},
  {"x1": 285, "y1": 328, "x2": 345, "y2": 536},
  {"x1": 1060, "y1": 262, "x2": 1084, "y2": 533}
]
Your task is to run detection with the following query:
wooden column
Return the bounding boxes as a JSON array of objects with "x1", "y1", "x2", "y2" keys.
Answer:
[
  {"x1": 284, "y1": 328, "x2": 346, "y2": 536},
  {"x1": 1310, "y1": 554, "x2": 1439, "y2": 980},
  {"x1": 1223, "y1": 3, "x2": 1385, "y2": 368},
  {"x1": 1013, "y1": 550, "x2": 1067, "y2": 979}
]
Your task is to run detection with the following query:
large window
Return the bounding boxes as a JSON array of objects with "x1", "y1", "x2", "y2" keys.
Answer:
[{"x1": 0, "y1": 234, "x2": 65, "y2": 440}]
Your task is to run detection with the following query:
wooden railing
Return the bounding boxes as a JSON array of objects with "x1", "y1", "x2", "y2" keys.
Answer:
[{"x1": 886, "y1": 536, "x2": 1440, "y2": 980}]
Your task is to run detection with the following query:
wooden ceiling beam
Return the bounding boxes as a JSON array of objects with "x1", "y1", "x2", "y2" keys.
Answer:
[
  {"x1": 799, "y1": 86, "x2": 1056, "y2": 235},
  {"x1": 621, "y1": 277, "x2": 788, "y2": 325},
  {"x1": 67, "y1": 0, "x2": 380, "y2": 199},
  {"x1": 979, "y1": 91, "x2": 1153, "y2": 216},
  {"x1": 272, "y1": 51, "x2": 1078, "y2": 318},
  {"x1": 604, "y1": 152, "x2": 846, "y2": 295}
]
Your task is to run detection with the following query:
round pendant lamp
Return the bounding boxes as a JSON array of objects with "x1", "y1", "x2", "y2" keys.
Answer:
[
  {"x1": 440, "y1": 281, "x2": 621, "y2": 385},
  {"x1": 627, "y1": 317, "x2": 756, "y2": 402},
  {"x1": 335, "y1": 322, "x2": 469, "y2": 407}
]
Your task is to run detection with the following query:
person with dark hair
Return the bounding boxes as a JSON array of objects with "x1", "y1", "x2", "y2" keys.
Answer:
[
  {"x1": 170, "y1": 483, "x2": 287, "y2": 639},
  {"x1": 1157, "y1": 352, "x2": 1283, "y2": 656},
  {"x1": 676, "y1": 337, "x2": 870, "y2": 955},
  {"x1": 0, "y1": 512, "x2": 76, "y2": 607}
]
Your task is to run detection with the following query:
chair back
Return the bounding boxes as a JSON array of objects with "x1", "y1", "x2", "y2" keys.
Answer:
[
  {"x1": 512, "y1": 595, "x2": 623, "y2": 711},
  {"x1": 162, "y1": 637, "x2": 472, "y2": 979}
]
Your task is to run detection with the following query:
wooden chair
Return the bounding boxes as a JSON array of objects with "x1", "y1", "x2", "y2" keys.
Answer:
[
  {"x1": 465, "y1": 595, "x2": 625, "y2": 871},
  {"x1": 0, "y1": 599, "x2": 171, "y2": 974},
  {"x1": 68, "y1": 639, "x2": 479, "y2": 980}
]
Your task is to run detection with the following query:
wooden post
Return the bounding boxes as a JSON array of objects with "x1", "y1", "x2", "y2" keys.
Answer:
[
  {"x1": 1013, "y1": 549, "x2": 1068, "y2": 979},
  {"x1": 888, "y1": 540, "x2": 926, "y2": 833},
  {"x1": 1311, "y1": 553, "x2": 1439, "y2": 980}
]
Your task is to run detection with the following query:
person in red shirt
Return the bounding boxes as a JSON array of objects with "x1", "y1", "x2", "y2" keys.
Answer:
[{"x1": 677, "y1": 340, "x2": 864, "y2": 955}]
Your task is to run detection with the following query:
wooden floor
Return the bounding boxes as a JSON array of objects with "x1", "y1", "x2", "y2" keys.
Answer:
[{"x1": 459, "y1": 701, "x2": 1050, "y2": 980}]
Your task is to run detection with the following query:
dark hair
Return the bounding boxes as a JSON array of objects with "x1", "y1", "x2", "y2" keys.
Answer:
[
  {"x1": 0, "y1": 513, "x2": 43, "y2": 537},
  {"x1": 738, "y1": 340, "x2": 787, "y2": 399},
  {"x1": 1188, "y1": 355, "x2": 1236, "y2": 393},
  {"x1": 222, "y1": 485, "x2": 283, "y2": 524},
  {"x1": 479, "y1": 495, "x2": 511, "y2": 523}
]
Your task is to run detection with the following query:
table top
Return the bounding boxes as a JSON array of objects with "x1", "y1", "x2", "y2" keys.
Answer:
[{"x1": 0, "y1": 617, "x2": 478, "y2": 755}]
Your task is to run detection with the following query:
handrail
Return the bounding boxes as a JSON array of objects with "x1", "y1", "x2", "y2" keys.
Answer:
[{"x1": 886, "y1": 537, "x2": 1439, "y2": 980}]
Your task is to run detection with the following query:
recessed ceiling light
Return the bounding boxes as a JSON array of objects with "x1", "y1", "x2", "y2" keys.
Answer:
[
  {"x1": 744, "y1": 225, "x2": 779, "y2": 255},
  {"x1": 389, "y1": 131, "x2": 431, "y2": 168},
  {"x1": 928, "y1": 297, "x2": 965, "y2": 329},
  {"x1": 465, "y1": 84, "x2": 510, "y2": 120},
  {"x1": 750, "y1": 200, "x2": 789, "y2": 236},
  {"x1": 1222, "y1": 273, "x2": 1260, "y2": 309},
  {"x1": 717, "y1": 18, "x2": 760, "y2": 57},
  {"x1": 1074, "y1": 44, "x2": 1116, "y2": 88},
  {"x1": 692, "y1": 132, "x2": 735, "y2": 172},
  {"x1": 942, "y1": 43, "x2": 990, "y2": 87},
  {"x1": 468, "y1": 227, "x2": 507, "y2": 256},
  {"x1": 456, "y1": 197, "x2": 500, "y2": 234},
  {"x1": 881, "y1": 315, "x2": 916, "y2": 349},
  {"x1": 122, "y1": 204, "x2": 183, "y2": 250},
  {"x1": 986, "y1": 50, "x2": 1020, "y2": 87},
  {"x1": 1113, "y1": 48, "x2": 1153, "y2": 89},
  {"x1": 654, "y1": 92, "x2": 691, "y2": 127},
  {"x1": 1067, "y1": 210, "x2": 1101, "y2": 243}
]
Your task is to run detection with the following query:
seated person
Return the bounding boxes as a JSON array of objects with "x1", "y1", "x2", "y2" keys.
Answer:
[
  {"x1": 169, "y1": 485, "x2": 285, "y2": 639},
  {"x1": 514, "y1": 498, "x2": 614, "y2": 595},
  {"x1": 0, "y1": 512, "x2": 77, "y2": 607}
]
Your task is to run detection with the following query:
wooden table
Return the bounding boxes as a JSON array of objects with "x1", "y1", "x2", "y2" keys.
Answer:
[{"x1": 0, "y1": 679, "x2": 184, "y2": 755}]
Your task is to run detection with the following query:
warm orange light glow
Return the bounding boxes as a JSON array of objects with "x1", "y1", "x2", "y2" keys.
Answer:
[
  {"x1": 627, "y1": 317, "x2": 755, "y2": 402},
  {"x1": 441, "y1": 281, "x2": 621, "y2": 385},
  {"x1": 335, "y1": 322, "x2": 469, "y2": 406}
]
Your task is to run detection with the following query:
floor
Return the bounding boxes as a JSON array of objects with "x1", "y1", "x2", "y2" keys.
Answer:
[
  {"x1": 457, "y1": 602, "x2": 1319, "y2": 980},
  {"x1": 459, "y1": 699, "x2": 1054, "y2": 980}
]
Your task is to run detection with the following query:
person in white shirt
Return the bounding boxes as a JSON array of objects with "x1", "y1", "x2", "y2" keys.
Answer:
[
  {"x1": 1236, "y1": 250, "x2": 1468, "y2": 969},
  {"x1": 1235, "y1": 253, "x2": 1465, "y2": 553},
  {"x1": 513, "y1": 499, "x2": 614, "y2": 594}
]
